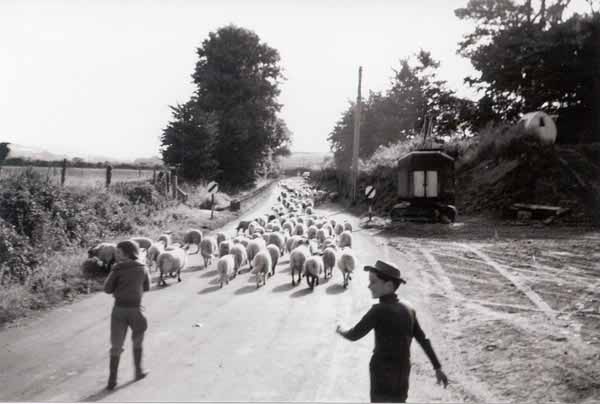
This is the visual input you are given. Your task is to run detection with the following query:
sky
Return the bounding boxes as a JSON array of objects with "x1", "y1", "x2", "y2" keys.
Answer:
[{"x1": 0, "y1": 0, "x2": 593, "y2": 160}]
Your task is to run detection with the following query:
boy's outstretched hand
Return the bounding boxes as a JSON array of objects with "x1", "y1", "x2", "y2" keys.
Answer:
[
  {"x1": 335, "y1": 325, "x2": 343, "y2": 335},
  {"x1": 435, "y1": 368, "x2": 449, "y2": 388}
]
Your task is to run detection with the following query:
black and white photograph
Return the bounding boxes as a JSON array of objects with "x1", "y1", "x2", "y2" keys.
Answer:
[{"x1": 1, "y1": 0, "x2": 599, "y2": 402}]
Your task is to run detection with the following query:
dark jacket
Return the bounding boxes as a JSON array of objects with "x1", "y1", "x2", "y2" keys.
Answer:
[
  {"x1": 340, "y1": 293, "x2": 441, "y2": 370},
  {"x1": 104, "y1": 260, "x2": 150, "y2": 307}
]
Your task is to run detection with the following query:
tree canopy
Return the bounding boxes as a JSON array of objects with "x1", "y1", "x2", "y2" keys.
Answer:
[{"x1": 161, "y1": 25, "x2": 290, "y2": 186}]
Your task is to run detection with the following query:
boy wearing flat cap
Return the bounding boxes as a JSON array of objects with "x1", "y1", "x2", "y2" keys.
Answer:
[{"x1": 336, "y1": 260, "x2": 448, "y2": 403}]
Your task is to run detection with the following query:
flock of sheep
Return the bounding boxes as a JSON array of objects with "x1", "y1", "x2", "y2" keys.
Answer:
[{"x1": 85, "y1": 178, "x2": 357, "y2": 291}]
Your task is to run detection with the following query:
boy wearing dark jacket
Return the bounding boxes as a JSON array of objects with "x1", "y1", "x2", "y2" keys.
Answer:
[
  {"x1": 336, "y1": 260, "x2": 448, "y2": 403},
  {"x1": 104, "y1": 240, "x2": 151, "y2": 390}
]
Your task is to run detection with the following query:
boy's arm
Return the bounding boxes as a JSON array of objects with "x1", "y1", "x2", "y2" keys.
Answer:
[
  {"x1": 104, "y1": 266, "x2": 118, "y2": 294},
  {"x1": 413, "y1": 316, "x2": 442, "y2": 370},
  {"x1": 336, "y1": 307, "x2": 377, "y2": 341}
]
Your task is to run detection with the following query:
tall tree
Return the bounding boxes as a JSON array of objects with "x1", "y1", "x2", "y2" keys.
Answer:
[
  {"x1": 160, "y1": 101, "x2": 220, "y2": 181},
  {"x1": 456, "y1": 0, "x2": 600, "y2": 141},
  {"x1": 192, "y1": 25, "x2": 285, "y2": 186}
]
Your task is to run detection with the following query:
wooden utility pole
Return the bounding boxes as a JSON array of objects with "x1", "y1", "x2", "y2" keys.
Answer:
[{"x1": 351, "y1": 66, "x2": 363, "y2": 203}]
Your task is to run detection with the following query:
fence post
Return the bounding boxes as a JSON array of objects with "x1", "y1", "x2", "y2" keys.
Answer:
[
  {"x1": 152, "y1": 168, "x2": 157, "y2": 185},
  {"x1": 165, "y1": 171, "x2": 171, "y2": 198},
  {"x1": 172, "y1": 175, "x2": 178, "y2": 199},
  {"x1": 60, "y1": 159, "x2": 67, "y2": 186},
  {"x1": 106, "y1": 165, "x2": 112, "y2": 189}
]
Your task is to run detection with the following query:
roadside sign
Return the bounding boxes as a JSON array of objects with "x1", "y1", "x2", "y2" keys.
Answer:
[
  {"x1": 365, "y1": 185, "x2": 376, "y2": 199},
  {"x1": 208, "y1": 181, "x2": 219, "y2": 194}
]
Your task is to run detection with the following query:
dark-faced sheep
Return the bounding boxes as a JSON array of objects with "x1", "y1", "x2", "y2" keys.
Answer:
[
  {"x1": 183, "y1": 229, "x2": 203, "y2": 254},
  {"x1": 88, "y1": 242, "x2": 117, "y2": 272}
]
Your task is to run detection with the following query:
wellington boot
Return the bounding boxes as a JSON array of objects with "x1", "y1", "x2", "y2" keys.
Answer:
[
  {"x1": 106, "y1": 355, "x2": 120, "y2": 390},
  {"x1": 133, "y1": 348, "x2": 148, "y2": 380}
]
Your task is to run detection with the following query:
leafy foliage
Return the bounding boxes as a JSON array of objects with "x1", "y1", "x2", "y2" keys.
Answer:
[
  {"x1": 328, "y1": 51, "x2": 475, "y2": 170},
  {"x1": 455, "y1": 0, "x2": 600, "y2": 142}
]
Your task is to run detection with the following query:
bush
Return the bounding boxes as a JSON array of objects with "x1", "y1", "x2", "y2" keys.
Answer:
[
  {"x1": 112, "y1": 181, "x2": 162, "y2": 206},
  {"x1": 0, "y1": 221, "x2": 39, "y2": 286}
]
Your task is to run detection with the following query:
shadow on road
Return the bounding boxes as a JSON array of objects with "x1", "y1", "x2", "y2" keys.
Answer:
[
  {"x1": 198, "y1": 285, "x2": 221, "y2": 294},
  {"x1": 290, "y1": 287, "x2": 313, "y2": 298},
  {"x1": 235, "y1": 285, "x2": 258, "y2": 295},
  {"x1": 209, "y1": 277, "x2": 222, "y2": 286},
  {"x1": 326, "y1": 283, "x2": 346, "y2": 295},
  {"x1": 79, "y1": 380, "x2": 136, "y2": 402},
  {"x1": 181, "y1": 265, "x2": 203, "y2": 274},
  {"x1": 272, "y1": 282, "x2": 295, "y2": 293},
  {"x1": 200, "y1": 269, "x2": 218, "y2": 278}
]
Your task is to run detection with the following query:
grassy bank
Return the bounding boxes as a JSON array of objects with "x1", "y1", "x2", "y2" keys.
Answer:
[{"x1": 0, "y1": 168, "x2": 276, "y2": 328}]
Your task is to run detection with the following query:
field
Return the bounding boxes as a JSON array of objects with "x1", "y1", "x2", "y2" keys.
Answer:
[
  {"x1": 0, "y1": 165, "x2": 154, "y2": 187},
  {"x1": 277, "y1": 152, "x2": 331, "y2": 170}
]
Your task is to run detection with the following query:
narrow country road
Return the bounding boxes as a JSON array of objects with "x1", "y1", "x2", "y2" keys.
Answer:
[{"x1": 0, "y1": 183, "x2": 461, "y2": 402}]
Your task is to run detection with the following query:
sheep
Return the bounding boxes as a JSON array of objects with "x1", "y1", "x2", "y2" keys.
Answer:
[
  {"x1": 306, "y1": 207, "x2": 314, "y2": 215},
  {"x1": 282, "y1": 221, "x2": 294, "y2": 235},
  {"x1": 233, "y1": 236, "x2": 250, "y2": 248},
  {"x1": 286, "y1": 235, "x2": 301, "y2": 254},
  {"x1": 344, "y1": 222, "x2": 353, "y2": 232},
  {"x1": 334, "y1": 223, "x2": 344, "y2": 236},
  {"x1": 216, "y1": 232, "x2": 227, "y2": 247},
  {"x1": 266, "y1": 244, "x2": 280, "y2": 276},
  {"x1": 307, "y1": 225, "x2": 318, "y2": 240},
  {"x1": 156, "y1": 247, "x2": 187, "y2": 286},
  {"x1": 322, "y1": 224, "x2": 334, "y2": 237},
  {"x1": 252, "y1": 250, "x2": 272, "y2": 288},
  {"x1": 261, "y1": 232, "x2": 271, "y2": 244},
  {"x1": 303, "y1": 255, "x2": 324, "y2": 289},
  {"x1": 157, "y1": 234, "x2": 172, "y2": 248},
  {"x1": 316, "y1": 228, "x2": 327, "y2": 245},
  {"x1": 339, "y1": 230, "x2": 353, "y2": 249},
  {"x1": 145, "y1": 242, "x2": 164, "y2": 272},
  {"x1": 307, "y1": 217, "x2": 315, "y2": 227},
  {"x1": 289, "y1": 245, "x2": 309, "y2": 286},
  {"x1": 330, "y1": 219, "x2": 337, "y2": 229},
  {"x1": 322, "y1": 246, "x2": 337, "y2": 280},
  {"x1": 88, "y1": 242, "x2": 117, "y2": 272},
  {"x1": 182, "y1": 229, "x2": 202, "y2": 254},
  {"x1": 219, "y1": 240, "x2": 231, "y2": 258},
  {"x1": 217, "y1": 254, "x2": 236, "y2": 287},
  {"x1": 236, "y1": 220, "x2": 250, "y2": 235},
  {"x1": 248, "y1": 221, "x2": 259, "y2": 236},
  {"x1": 230, "y1": 244, "x2": 248, "y2": 275},
  {"x1": 256, "y1": 216, "x2": 267, "y2": 228},
  {"x1": 294, "y1": 223, "x2": 306, "y2": 237},
  {"x1": 246, "y1": 238, "x2": 266, "y2": 269},
  {"x1": 267, "y1": 232, "x2": 286, "y2": 255},
  {"x1": 337, "y1": 247, "x2": 356, "y2": 288},
  {"x1": 200, "y1": 237, "x2": 218, "y2": 268},
  {"x1": 131, "y1": 237, "x2": 153, "y2": 252}
]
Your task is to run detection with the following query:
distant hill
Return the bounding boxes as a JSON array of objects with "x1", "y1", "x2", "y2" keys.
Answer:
[
  {"x1": 277, "y1": 152, "x2": 331, "y2": 170},
  {"x1": 3, "y1": 143, "x2": 161, "y2": 165}
]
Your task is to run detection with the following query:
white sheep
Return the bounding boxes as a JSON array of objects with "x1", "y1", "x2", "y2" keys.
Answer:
[
  {"x1": 330, "y1": 219, "x2": 337, "y2": 229},
  {"x1": 156, "y1": 247, "x2": 187, "y2": 286},
  {"x1": 252, "y1": 250, "x2": 272, "y2": 288},
  {"x1": 145, "y1": 241, "x2": 164, "y2": 272},
  {"x1": 200, "y1": 237, "x2": 218, "y2": 268},
  {"x1": 131, "y1": 237, "x2": 153, "y2": 252},
  {"x1": 307, "y1": 225, "x2": 318, "y2": 240},
  {"x1": 334, "y1": 223, "x2": 344, "y2": 236},
  {"x1": 216, "y1": 232, "x2": 227, "y2": 247},
  {"x1": 219, "y1": 240, "x2": 231, "y2": 258},
  {"x1": 337, "y1": 247, "x2": 356, "y2": 288},
  {"x1": 217, "y1": 254, "x2": 236, "y2": 287},
  {"x1": 183, "y1": 229, "x2": 203, "y2": 255},
  {"x1": 246, "y1": 238, "x2": 266, "y2": 269},
  {"x1": 315, "y1": 228, "x2": 327, "y2": 244},
  {"x1": 233, "y1": 236, "x2": 250, "y2": 248},
  {"x1": 322, "y1": 246, "x2": 337, "y2": 280},
  {"x1": 266, "y1": 244, "x2": 280, "y2": 276},
  {"x1": 267, "y1": 232, "x2": 286, "y2": 255},
  {"x1": 339, "y1": 230, "x2": 353, "y2": 249},
  {"x1": 289, "y1": 245, "x2": 309, "y2": 286},
  {"x1": 303, "y1": 255, "x2": 324, "y2": 289},
  {"x1": 88, "y1": 242, "x2": 117, "y2": 271},
  {"x1": 230, "y1": 244, "x2": 248, "y2": 275},
  {"x1": 344, "y1": 222, "x2": 353, "y2": 232},
  {"x1": 157, "y1": 234, "x2": 172, "y2": 248}
]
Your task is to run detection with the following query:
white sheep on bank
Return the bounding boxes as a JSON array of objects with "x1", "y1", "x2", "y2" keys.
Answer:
[
  {"x1": 252, "y1": 250, "x2": 272, "y2": 288},
  {"x1": 322, "y1": 246, "x2": 337, "y2": 280},
  {"x1": 88, "y1": 242, "x2": 117, "y2": 271},
  {"x1": 183, "y1": 229, "x2": 203, "y2": 255},
  {"x1": 289, "y1": 245, "x2": 309, "y2": 286},
  {"x1": 337, "y1": 247, "x2": 356, "y2": 288},
  {"x1": 339, "y1": 230, "x2": 353, "y2": 249},
  {"x1": 217, "y1": 254, "x2": 236, "y2": 287},
  {"x1": 156, "y1": 247, "x2": 187, "y2": 286},
  {"x1": 230, "y1": 244, "x2": 248, "y2": 275},
  {"x1": 200, "y1": 237, "x2": 218, "y2": 268},
  {"x1": 303, "y1": 255, "x2": 323, "y2": 289}
]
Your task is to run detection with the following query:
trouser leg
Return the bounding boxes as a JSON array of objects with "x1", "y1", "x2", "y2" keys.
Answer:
[{"x1": 130, "y1": 309, "x2": 148, "y2": 380}]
